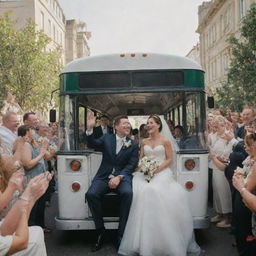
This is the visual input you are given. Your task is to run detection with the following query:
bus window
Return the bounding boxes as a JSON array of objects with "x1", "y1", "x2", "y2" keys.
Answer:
[
  {"x1": 179, "y1": 105, "x2": 183, "y2": 126},
  {"x1": 78, "y1": 106, "x2": 86, "y2": 150},
  {"x1": 175, "y1": 107, "x2": 179, "y2": 126},
  {"x1": 177, "y1": 93, "x2": 206, "y2": 150},
  {"x1": 59, "y1": 95, "x2": 75, "y2": 151}
]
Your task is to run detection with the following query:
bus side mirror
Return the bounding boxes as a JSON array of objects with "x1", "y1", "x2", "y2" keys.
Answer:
[
  {"x1": 49, "y1": 109, "x2": 56, "y2": 123},
  {"x1": 207, "y1": 96, "x2": 214, "y2": 109}
]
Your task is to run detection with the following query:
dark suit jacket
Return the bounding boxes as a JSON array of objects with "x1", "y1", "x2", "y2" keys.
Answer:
[
  {"x1": 87, "y1": 133, "x2": 139, "y2": 183},
  {"x1": 93, "y1": 125, "x2": 113, "y2": 139},
  {"x1": 236, "y1": 125, "x2": 245, "y2": 139}
]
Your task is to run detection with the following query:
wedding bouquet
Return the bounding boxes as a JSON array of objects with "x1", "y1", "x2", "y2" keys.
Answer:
[{"x1": 137, "y1": 156, "x2": 159, "y2": 182}]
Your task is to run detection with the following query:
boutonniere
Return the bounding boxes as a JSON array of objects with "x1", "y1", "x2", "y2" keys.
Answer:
[{"x1": 123, "y1": 139, "x2": 132, "y2": 149}]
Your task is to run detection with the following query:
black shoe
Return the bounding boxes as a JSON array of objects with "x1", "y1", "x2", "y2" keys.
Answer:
[{"x1": 91, "y1": 229, "x2": 105, "y2": 252}]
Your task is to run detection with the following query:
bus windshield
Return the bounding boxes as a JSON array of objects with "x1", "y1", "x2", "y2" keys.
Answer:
[{"x1": 58, "y1": 91, "x2": 207, "y2": 152}]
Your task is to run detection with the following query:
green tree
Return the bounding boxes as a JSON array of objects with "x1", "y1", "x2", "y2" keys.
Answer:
[
  {"x1": 216, "y1": 6, "x2": 256, "y2": 112},
  {"x1": 0, "y1": 12, "x2": 62, "y2": 112}
]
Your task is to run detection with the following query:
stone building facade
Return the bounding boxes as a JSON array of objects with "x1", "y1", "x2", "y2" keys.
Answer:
[
  {"x1": 186, "y1": 43, "x2": 201, "y2": 65},
  {"x1": 0, "y1": 0, "x2": 66, "y2": 62},
  {"x1": 65, "y1": 19, "x2": 91, "y2": 64},
  {"x1": 0, "y1": 0, "x2": 91, "y2": 64},
  {"x1": 197, "y1": 0, "x2": 256, "y2": 94}
]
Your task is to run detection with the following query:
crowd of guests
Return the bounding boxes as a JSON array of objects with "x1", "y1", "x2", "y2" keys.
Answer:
[
  {"x1": 207, "y1": 106, "x2": 256, "y2": 256},
  {"x1": 0, "y1": 111, "x2": 58, "y2": 255},
  {"x1": 2, "y1": 106, "x2": 256, "y2": 255}
]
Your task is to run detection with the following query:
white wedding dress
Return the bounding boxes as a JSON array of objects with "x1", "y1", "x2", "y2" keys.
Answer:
[{"x1": 118, "y1": 144, "x2": 201, "y2": 256}]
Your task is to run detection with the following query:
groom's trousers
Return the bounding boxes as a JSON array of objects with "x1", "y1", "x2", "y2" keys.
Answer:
[{"x1": 86, "y1": 178, "x2": 133, "y2": 241}]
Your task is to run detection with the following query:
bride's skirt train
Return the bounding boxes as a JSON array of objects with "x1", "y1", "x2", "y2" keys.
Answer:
[{"x1": 118, "y1": 169, "x2": 201, "y2": 256}]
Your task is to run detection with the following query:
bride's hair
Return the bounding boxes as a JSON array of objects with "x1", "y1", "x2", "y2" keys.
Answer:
[{"x1": 148, "y1": 115, "x2": 162, "y2": 132}]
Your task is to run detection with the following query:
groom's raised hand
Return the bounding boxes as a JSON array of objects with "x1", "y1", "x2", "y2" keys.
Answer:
[{"x1": 87, "y1": 111, "x2": 96, "y2": 131}]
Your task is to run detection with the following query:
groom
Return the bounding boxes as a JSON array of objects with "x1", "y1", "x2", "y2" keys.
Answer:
[{"x1": 85, "y1": 113, "x2": 139, "y2": 252}]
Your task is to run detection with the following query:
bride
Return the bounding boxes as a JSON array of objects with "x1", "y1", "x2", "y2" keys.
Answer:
[{"x1": 118, "y1": 115, "x2": 201, "y2": 256}]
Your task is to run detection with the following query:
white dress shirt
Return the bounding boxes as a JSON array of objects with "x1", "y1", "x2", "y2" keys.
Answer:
[
  {"x1": 101, "y1": 125, "x2": 108, "y2": 134},
  {"x1": 116, "y1": 135, "x2": 126, "y2": 154},
  {"x1": 0, "y1": 126, "x2": 17, "y2": 154}
]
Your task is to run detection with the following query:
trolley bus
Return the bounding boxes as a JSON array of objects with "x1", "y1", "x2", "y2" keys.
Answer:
[{"x1": 54, "y1": 53, "x2": 209, "y2": 230}]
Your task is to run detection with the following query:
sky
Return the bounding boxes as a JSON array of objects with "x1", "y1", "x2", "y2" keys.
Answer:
[{"x1": 58, "y1": 0, "x2": 206, "y2": 57}]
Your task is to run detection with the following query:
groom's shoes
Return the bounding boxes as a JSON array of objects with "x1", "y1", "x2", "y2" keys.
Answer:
[{"x1": 91, "y1": 228, "x2": 105, "y2": 252}]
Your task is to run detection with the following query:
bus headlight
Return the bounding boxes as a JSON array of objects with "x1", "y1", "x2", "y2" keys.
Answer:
[
  {"x1": 185, "y1": 181, "x2": 194, "y2": 191},
  {"x1": 71, "y1": 182, "x2": 81, "y2": 192},
  {"x1": 70, "y1": 160, "x2": 81, "y2": 172},
  {"x1": 184, "y1": 159, "x2": 196, "y2": 171}
]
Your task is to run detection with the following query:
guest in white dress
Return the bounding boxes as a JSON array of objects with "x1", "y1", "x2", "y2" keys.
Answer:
[
  {"x1": 119, "y1": 115, "x2": 201, "y2": 256},
  {"x1": 209, "y1": 115, "x2": 235, "y2": 228}
]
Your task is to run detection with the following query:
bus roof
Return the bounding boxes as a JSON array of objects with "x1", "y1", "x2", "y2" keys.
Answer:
[{"x1": 61, "y1": 53, "x2": 203, "y2": 74}]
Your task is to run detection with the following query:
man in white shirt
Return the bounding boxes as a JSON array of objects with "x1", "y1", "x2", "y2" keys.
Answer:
[
  {"x1": 0, "y1": 112, "x2": 19, "y2": 154},
  {"x1": 92, "y1": 115, "x2": 113, "y2": 151}
]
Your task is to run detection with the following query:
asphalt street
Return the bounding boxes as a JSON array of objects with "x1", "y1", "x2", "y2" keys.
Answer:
[{"x1": 44, "y1": 192, "x2": 238, "y2": 256}]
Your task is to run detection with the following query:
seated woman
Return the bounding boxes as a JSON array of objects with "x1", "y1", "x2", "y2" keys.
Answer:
[
  {"x1": 0, "y1": 172, "x2": 51, "y2": 256},
  {"x1": 119, "y1": 115, "x2": 201, "y2": 256}
]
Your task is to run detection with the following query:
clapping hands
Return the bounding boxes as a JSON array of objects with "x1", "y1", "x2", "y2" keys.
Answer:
[
  {"x1": 232, "y1": 172, "x2": 245, "y2": 193},
  {"x1": 9, "y1": 170, "x2": 24, "y2": 193},
  {"x1": 21, "y1": 172, "x2": 52, "y2": 202}
]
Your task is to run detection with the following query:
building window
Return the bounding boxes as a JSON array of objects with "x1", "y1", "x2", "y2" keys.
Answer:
[
  {"x1": 53, "y1": 24, "x2": 56, "y2": 41},
  {"x1": 213, "y1": 23, "x2": 217, "y2": 42},
  {"x1": 40, "y1": 11, "x2": 44, "y2": 30},
  {"x1": 48, "y1": 19, "x2": 51, "y2": 36},
  {"x1": 240, "y1": 0, "x2": 246, "y2": 19},
  {"x1": 222, "y1": 7, "x2": 231, "y2": 31}
]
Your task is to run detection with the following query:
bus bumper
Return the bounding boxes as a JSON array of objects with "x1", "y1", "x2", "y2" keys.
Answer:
[
  {"x1": 193, "y1": 215, "x2": 210, "y2": 229},
  {"x1": 55, "y1": 216, "x2": 210, "y2": 230},
  {"x1": 55, "y1": 217, "x2": 119, "y2": 230}
]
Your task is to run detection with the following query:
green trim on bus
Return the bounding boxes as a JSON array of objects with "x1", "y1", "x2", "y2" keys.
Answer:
[
  {"x1": 60, "y1": 69, "x2": 204, "y2": 92},
  {"x1": 184, "y1": 70, "x2": 204, "y2": 89},
  {"x1": 61, "y1": 73, "x2": 79, "y2": 92}
]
